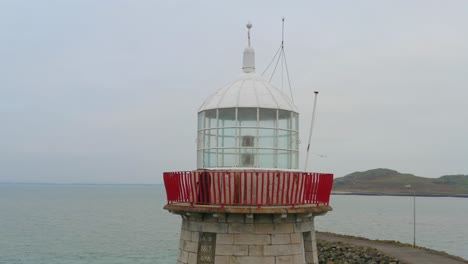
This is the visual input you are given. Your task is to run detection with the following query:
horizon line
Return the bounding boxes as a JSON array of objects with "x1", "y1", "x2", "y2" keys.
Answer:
[{"x1": 0, "y1": 182, "x2": 163, "y2": 186}]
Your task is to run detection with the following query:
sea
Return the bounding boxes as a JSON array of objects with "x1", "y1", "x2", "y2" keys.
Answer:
[{"x1": 0, "y1": 184, "x2": 466, "y2": 263}]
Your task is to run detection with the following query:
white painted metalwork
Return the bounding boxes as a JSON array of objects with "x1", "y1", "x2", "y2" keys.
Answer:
[
  {"x1": 197, "y1": 22, "x2": 299, "y2": 170},
  {"x1": 198, "y1": 73, "x2": 296, "y2": 112},
  {"x1": 304, "y1": 91, "x2": 319, "y2": 171},
  {"x1": 199, "y1": 23, "x2": 296, "y2": 112}
]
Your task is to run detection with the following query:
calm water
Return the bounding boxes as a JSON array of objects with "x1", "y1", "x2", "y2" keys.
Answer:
[{"x1": 0, "y1": 185, "x2": 466, "y2": 263}]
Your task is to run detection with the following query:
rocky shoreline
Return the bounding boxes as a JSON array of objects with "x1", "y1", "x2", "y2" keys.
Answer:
[
  {"x1": 316, "y1": 232, "x2": 468, "y2": 264},
  {"x1": 317, "y1": 240, "x2": 402, "y2": 264}
]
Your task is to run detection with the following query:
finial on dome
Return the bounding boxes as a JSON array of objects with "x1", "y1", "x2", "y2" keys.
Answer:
[
  {"x1": 246, "y1": 22, "x2": 252, "y2": 46},
  {"x1": 242, "y1": 21, "x2": 255, "y2": 73}
]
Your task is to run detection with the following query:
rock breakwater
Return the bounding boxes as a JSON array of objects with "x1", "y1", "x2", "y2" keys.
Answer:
[{"x1": 318, "y1": 240, "x2": 402, "y2": 264}]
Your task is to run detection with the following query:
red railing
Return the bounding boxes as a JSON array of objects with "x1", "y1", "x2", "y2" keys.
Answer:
[{"x1": 163, "y1": 170, "x2": 333, "y2": 208}]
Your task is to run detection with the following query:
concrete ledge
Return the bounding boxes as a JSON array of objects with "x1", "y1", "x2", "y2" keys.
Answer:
[{"x1": 165, "y1": 203, "x2": 332, "y2": 215}]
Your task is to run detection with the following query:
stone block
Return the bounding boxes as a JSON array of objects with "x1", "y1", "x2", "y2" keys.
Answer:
[
  {"x1": 191, "y1": 231, "x2": 199, "y2": 242},
  {"x1": 233, "y1": 234, "x2": 271, "y2": 245},
  {"x1": 294, "y1": 221, "x2": 313, "y2": 232},
  {"x1": 230, "y1": 256, "x2": 275, "y2": 264},
  {"x1": 180, "y1": 240, "x2": 198, "y2": 253},
  {"x1": 182, "y1": 219, "x2": 189, "y2": 230},
  {"x1": 276, "y1": 255, "x2": 294, "y2": 264},
  {"x1": 185, "y1": 220, "x2": 202, "y2": 232},
  {"x1": 263, "y1": 244, "x2": 302, "y2": 256},
  {"x1": 215, "y1": 256, "x2": 230, "y2": 264},
  {"x1": 273, "y1": 213, "x2": 294, "y2": 223},
  {"x1": 203, "y1": 213, "x2": 219, "y2": 222},
  {"x1": 305, "y1": 251, "x2": 318, "y2": 264},
  {"x1": 297, "y1": 213, "x2": 313, "y2": 221},
  {"x1": 273, "y1": 214, "x2": 284, "y2": 224},
  {"x1": 178, "y1": 239, "x2": 185, "y2": 250},
  {"x1": 200, "y1": 222, "x2": 228, "y2": 233},
  {"x1": 216, "y1": 245, "x2": 249, "y2": 256},
  {"x1": 255, "y1": 223, "x2": 294, "y2": 234},
  {"x1": 216, "y1": 234, "x2": 234, "y2": 244},
  {"x1": 186, "y1": 213, "x2": 203, "y2": 221},
  {"x1": 303, "y1": 239, "x2": 313, "y2": 252},
  {"x1": 254, "y1": 214, "x2": 273, "y2": 224},
  {"x1": 303, "y1": 231, "x2": 316, "y2": 243},
  {"x1": 293, "y1": 254, "x2": 304, "y2": 264},
  {"x1": 216, "y1": 213, "x2": 227, "y2": 223},
  {"x1": 180, "y1": 229, "x2": 192, "y2": 241},
  {"x1": 312, "y1": 250, "x2": 318, "y2": 263},
  {"x1": 188, "y1": 252, "x2": 197, "y2": 263},
  {"x1": 283, "y1": 214, "x2": 296, "y2": 223},
  {"x1": 178, "y1": 250, "x2": 189, "y2": 263},
  {"x1": 271, "y1": 234, "x2": 290, "y2": 245},
  {"x1": 245, "y1": 214, "x2": 254, "y2": 223},
  {"x1": 227, "y1": 214, "x2": 245, "y2": 223},
  {"x1": 248, "y1": 245, "x2": 264, "y2": 256},
  {"x1": 290, "y1": 232, "x2": 302, "y2": 244},
  {"x1": 229, "y1": 223, "x2": 255, "y2": 233},
  {"x1": 303, "y1": 231, "x2": 311, "y2": 242}
]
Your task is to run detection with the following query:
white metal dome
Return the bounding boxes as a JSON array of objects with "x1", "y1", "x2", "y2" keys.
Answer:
[
  {"x1": 198, "y1": 72, "x2": 297, "y2": 112},
  {"x1": 199, "y1": 23, "x2": 296, "y2": 113}
]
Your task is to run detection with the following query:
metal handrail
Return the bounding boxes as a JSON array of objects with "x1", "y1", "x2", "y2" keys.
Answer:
[{"x1": 163, "y1": 170, "x2": 333, "y2": 208}]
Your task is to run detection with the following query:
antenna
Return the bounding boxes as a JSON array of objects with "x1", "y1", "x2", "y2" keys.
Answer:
[
  {"x1": 281, "y1": 17, "x2": 285, "y2": 48},
  {"x1": 261, "y1": 18, "x2": 294, "y2": 103},
  {"x1": 304, "y1": 91, "x2": 319, "y2": 171}
]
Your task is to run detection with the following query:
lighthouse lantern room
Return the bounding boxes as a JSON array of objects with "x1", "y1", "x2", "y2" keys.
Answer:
[{"x1": 197, "y1": 23, "x2": 298, "y2": 170}]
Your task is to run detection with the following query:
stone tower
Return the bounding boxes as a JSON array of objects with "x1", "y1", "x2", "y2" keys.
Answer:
[{"x1": 163, "y1": 22, "x2": 333, "y2": 264}]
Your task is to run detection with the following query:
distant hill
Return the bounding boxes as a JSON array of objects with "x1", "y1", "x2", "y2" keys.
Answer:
[{"x1": 333, "y1": 168, "x2": 468, "y2": 196}]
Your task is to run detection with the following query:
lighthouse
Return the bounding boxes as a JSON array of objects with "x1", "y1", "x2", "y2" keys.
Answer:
[{"x1": 163, "y1": 22, "x2": 333, "y2": 264}]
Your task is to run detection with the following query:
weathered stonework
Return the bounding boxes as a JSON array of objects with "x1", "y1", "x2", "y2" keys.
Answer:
[{"x1": 175, "y1": 212, "x2": 322, "y2": 264}]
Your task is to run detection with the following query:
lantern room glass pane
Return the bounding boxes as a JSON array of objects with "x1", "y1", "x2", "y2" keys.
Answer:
[
  {"x1": 239, "y1": 148, "x2": 256, "y2": 167},
  {"x1": 278, "y1": 130, "x2": 291, "y2": 150},
  {"x1": 198, "y1": 112, "x2": 204, "y2": 130},
  {"x1": 278, "y1": 110, "x2": 291, "y2": 129},
  {"x1": 277, "y1": 150, "x2": 290, "y2": 169},
  {"x1": 292, "y1": 112, "x2": 299, "y2": 131},
  {"x1": 197, "y1": 150, "x2": 203, "y2": 168},
  {"x1": 239, "y1": 128, "x2": 256, "y2": 147},
  {"x1": 204, "y1": 129, "x2": 217, "y2": 149},
  {"x1": 197, "y1": 131, "x2": 204, "y2": 150},
  {"x1": 258, "y1": 149, "x2": 275, "y2": 168},
  {"x1": 204, "y1": 110, "x2": 217, "y2": 129},
  {"x1": 218, "y1": 108, "x2": 236, "y2": 127},
  {"x1": 218, "y1": 128, "x2": 236, "y2": 148},
  {"x1": 292, "y1": 151, "x2": 298, "y2": 169},
  {"x1": 291, "y1": 131, "x2": 299, "y2": 151},
  {"x1": 218, "y1": 148, "x2": 236, "y2": 167},
  {"x1": 258, "y1": 128, "x2": 275, "y2": 148},
  {"x1": 238, "y1": 108, "x2": 257, "y2": 127},
  {"x1": 203, "y1": 149, "x2": 216, "y2": 167},
  {"x1": 259, "y1": 109, "x2": 276, "y2": 128}
]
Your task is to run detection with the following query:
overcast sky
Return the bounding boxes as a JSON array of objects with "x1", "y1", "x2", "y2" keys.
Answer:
[{"x1": 1, "y1": 1, "x2": 467, "y2": 184}]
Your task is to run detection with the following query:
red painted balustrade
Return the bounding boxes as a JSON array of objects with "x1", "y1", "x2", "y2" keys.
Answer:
[{"x1": 163, "y1": 170, "x2": 333, "y2": 208}]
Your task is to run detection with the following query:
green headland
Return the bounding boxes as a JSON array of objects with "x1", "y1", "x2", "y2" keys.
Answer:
[{"x1": 333, "y1": 168, "x2": 468, "y2": 197}]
